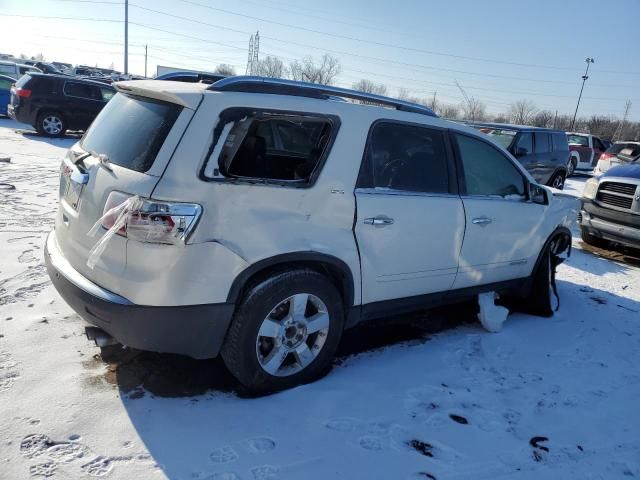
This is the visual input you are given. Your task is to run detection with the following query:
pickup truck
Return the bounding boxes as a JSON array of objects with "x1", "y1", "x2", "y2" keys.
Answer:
[{"x1": 566, "y1": 132, "x2": 608, "y2": 174}]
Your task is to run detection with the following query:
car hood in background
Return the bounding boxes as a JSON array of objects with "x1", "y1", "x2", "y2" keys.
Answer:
[{"x1": 603, "y1": 163, "x2": 640, "y2": 179}]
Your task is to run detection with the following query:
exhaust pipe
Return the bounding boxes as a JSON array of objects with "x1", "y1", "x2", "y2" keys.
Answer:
[{"x1": 85, "y1": 326, "x2": 118, "y2": 348}]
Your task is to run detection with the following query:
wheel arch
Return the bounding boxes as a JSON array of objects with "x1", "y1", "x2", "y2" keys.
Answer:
[{"x1": 226, "y1": 252, "x2": 356, "y2": 319}]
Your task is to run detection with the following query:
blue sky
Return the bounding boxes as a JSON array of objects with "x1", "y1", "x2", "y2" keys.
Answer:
[{"x1": 0, "y1": 0, "x2": 638, "y2": 119}]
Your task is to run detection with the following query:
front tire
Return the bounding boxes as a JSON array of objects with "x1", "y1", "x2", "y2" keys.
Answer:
[
  {"x1": 521, "y1": 240, "x2": 561, "y2": 317},
  {"x1": 221, "y1": 269, "x2": 344, "y2": 395},
  {"x1": 36, "y1": 112, "x2": 66, "y2": 137},
  {"x1": 548, "y1": 171, "x2": 566, "y2": 190},
  {"x1": 580, "y1": 227, "x2": 609, "y2": 249}
]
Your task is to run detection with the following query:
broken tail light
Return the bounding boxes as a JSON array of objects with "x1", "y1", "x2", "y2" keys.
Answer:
[{"x1": 100, "y1": 192, "x2": 202, "y2": 245}]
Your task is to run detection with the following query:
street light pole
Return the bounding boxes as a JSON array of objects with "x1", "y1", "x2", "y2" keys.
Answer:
[
  {"x1": 124, "y1": 0, "x2": 129, "y2": 76},
  {"x1": 571, "y1": 57, "x2": 594, "y2": 131}
]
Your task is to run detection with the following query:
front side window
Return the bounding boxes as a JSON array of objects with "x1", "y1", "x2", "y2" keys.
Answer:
[
  {"x1": 534, "y1": 132, "x2": 551, "y2": 153},
  {"x1": 205, "y1": 110, "x2": 336, "y2": 184},
  {"x1": 567, "y1": 134, "x2": 588, "y2": 146},
  {"x1": 81, "y1": 93, "x2": 182, "y2": 172},
  {"x1": 360, "y1": 122, "x2": 449, "y2": 193},
  {"x1": 472, "y1": 127, "x2": 516, "y2": 149},
  {"x1": 455, "y1": 134, "x2": 525, "y2": 197},
  {"x1": 515, "y1": 132, "x2": 533, "y2": 155}
]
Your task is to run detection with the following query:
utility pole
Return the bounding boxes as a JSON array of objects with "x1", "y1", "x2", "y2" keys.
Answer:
[
  {"x1": 124, "y1": 0, "x2": 129, "y2": 75},
  {"x1": 144, "y1": 44, "x2": 148, "y2": 78},
  {"x1": 571, "y1": 57, "x2": 594, "y2": 131}
]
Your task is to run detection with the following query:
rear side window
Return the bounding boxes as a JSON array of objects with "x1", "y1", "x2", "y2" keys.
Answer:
[
  {"x1": 552, "y1": 132, "x2": 568, "y2": 151},
  {"x1": 359, "y1": 122, "x2": 449, "y2": 194},
  {"x1": 455, "y1": 134, "x2": 525, "y2": 197},
  {"x1": 80, "y1": 93, "x2": 182, "y2": 173},
  {"x1": 64, "y1": 82, "x2": 100, "y2": 100},
  {"x1": 0, "y1": 77, "x2": 12, "y2": 89},
  {"x1": 99, "y1": 87, "x2": 115, "y2": 101},
  {"x1": 0, "y1": 64, "x2": 14, "y2": 74},
  {"x1": 534, "y1": 132, "x2": 551, "y2": 153},
  {"x1": 204, "y1": 109, "x2": 337, "y2": 185}
]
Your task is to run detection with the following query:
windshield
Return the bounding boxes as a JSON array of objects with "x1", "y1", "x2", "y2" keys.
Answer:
[
  {"x1": 567, "y1": 134, "x2": 588, "y2": 146},
  {"x1": 80, "y1": 93, "x2": 182, "y2": 173},
  {"x1": 472, "y1": 127, "x2": 516, "y2": 149}
]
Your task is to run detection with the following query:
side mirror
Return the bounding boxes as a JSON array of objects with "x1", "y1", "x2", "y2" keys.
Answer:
[
  {"x1": 515, "y1": 147, "x2": 529, "y2": 157},
  {"x1": 530, "y1": 183, "x2": 548, "y2": 205}
]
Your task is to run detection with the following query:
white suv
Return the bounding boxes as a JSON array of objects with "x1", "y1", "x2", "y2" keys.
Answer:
[{"x1": 45, "y1": 77, "x2": 574, "y2": 393}]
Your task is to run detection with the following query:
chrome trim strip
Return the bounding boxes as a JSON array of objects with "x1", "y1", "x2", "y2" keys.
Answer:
[
  {"x1": 46, "y1": 232, "x2": 133, "y2": 305},
  {"x1": 355, "y1": 187, "x2": 459, "y2": 199}
]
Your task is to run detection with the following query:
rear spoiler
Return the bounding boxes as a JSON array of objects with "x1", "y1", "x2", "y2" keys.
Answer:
[{"x1": 114, "y1": 80, "x2": 205, "y2": 110}]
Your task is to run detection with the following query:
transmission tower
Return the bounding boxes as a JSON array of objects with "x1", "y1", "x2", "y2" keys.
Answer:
[
  {"x1": 613, "y1": 100, "x2": 632, "y2": 141},
  {"x1": 245, "y1": 31, "x2": 260, "y2": 75}
]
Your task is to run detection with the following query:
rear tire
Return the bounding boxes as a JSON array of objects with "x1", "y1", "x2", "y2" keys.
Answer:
[
  {"x1": 221, "y1": 269, "x2": 344, "y2": 395},
  {"x1": 36, "y1": 111, "x2": 66, "y2": 137},
  {"x1": 580, "y1": 227, "x2": 609, "y2": 249}
]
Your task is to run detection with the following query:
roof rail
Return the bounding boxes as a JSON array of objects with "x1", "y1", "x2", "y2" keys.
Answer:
[{"x1": 207, "y1": 76, "x2": 437, "y2": 117}]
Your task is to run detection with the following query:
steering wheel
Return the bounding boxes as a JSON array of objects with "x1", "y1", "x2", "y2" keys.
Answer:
[{"x1": 379, "y1": 158, "x2": 409, "y2": 187}]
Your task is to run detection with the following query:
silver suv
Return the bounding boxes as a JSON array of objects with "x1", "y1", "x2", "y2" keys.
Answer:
[{"x1": 45, "y1": 77, "x2": 574, "y2": 393}]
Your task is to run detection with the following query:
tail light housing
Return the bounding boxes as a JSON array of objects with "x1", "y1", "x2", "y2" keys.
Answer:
[
  {"x1": 12, "y1": 87, "x2": 32, "y2": 98},
  {"x1": 599, "y1": 152, "x2": 613, "y2": 161},
  {"x1": 100, "y1": 192, "x2": 202, "y2": 245}
]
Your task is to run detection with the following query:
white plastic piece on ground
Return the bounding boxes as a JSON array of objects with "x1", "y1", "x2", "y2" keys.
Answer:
[
  {"x1": 86, "y1": 195, "x2": 143, "y2": 269},
  {"x1": 477, "y1": 291, "x2": 509, "y2": 333}
]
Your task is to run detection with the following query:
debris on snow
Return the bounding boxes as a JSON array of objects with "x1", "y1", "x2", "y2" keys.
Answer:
[{"x1": 477, "y1": 291, "x2": 509, "y2": 332}]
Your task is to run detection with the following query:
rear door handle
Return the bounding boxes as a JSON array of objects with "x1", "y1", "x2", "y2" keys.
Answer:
[
  {"x1": 364, "y1": 216, "x2": 394, "y2": 226},
  {"x1": 472, "y1": 216, "x2": 492, "y2": 225}
]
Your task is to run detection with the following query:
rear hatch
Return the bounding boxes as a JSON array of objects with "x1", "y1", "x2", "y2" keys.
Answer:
[{"x1": 54, "y1": 83, "x2": 203, "y2": 294}]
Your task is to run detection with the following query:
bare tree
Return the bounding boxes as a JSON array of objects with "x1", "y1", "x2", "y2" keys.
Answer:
[
  {"x1": 461, "y1": 97, "x2": 487, "y2": 121},
  {"x1": 254, "y1": 56, "x2": 286, "y2": 78},
  {"x1": 531, "y1": 110, "x2": 554, "y2": 128},
  {"x1": 492, "y1": 114, "x2": 509, "y2": 123},
  {"x1": 352, "y1": 79, "x2": 387, "y2": 96},
  {"x1": 440, "y1": 104, "x2": 461, "y2": 120},
  {"x1": 509, "y1": 100, "x2": 538, "y2": 125},
  {"x1": 289, "y1": 54, "x2": 341, "y2": 85},
  {"x1": 396, "y1": 87, "x2": 422, "y2": 104},
  {"x1": 215, "y1": 64, "x2": 236, "y2": 76}
]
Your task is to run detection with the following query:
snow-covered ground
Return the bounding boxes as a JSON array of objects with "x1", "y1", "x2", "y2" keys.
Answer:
[{"x1": 1, "y1": 117, "x2": 639, "y2": 480}]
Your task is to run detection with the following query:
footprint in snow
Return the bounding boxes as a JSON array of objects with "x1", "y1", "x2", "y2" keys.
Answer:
[
  {"x1": 29, "y1": 461, "x2": 56, "y2": 478},
  {"x1": 325, "y1": 417, "x2": 360, "y2": 432},
  {"x1": 251, "y1": 464, "x2": 279, "y2": 480},
  {"x1": 359, "y1": 435, "x2": 384, "y2": 451},
  {"x1": 210, "y1": 446, "x2": 240, "y2": 464},
  {"x1": 245, "y1": 437, "x2": 276, "y2": 454}
]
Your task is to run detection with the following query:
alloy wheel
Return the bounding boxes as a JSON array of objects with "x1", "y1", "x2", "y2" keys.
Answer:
[
  {"x1": 42, "y1": 116, "x2": 63, "y2": 135},
  {"x1": 255, "y1": 293, "x2": 330, "y2": 377}
]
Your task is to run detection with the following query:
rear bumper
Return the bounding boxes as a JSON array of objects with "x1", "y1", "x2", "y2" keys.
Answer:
[
  {"x1": 579, "y1": 199, "x2": 640, "y2": 248},
  {"x1": 45, "y1": 231, "x2": 235, "y2": 359},
  {"x1": 7, "y1": 103, "x2": 34, "y2": 125}
]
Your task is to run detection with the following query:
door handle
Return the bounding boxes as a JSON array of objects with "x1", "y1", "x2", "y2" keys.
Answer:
[
  {"x1": 472, "y1": 216, "x2": 492, "y2": 225},
  {"x1": 364, "y1": 216, "x2": 394, "y2": 226}
]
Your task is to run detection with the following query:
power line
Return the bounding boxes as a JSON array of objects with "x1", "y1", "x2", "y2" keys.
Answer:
[{"x1": 177, "y1": 0, "x2": 640, "y2": 76}]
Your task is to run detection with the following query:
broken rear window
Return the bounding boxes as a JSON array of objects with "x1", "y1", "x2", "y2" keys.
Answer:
[{"x1": 203, "y1": 109, "x2": 338, "y2": 185}]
